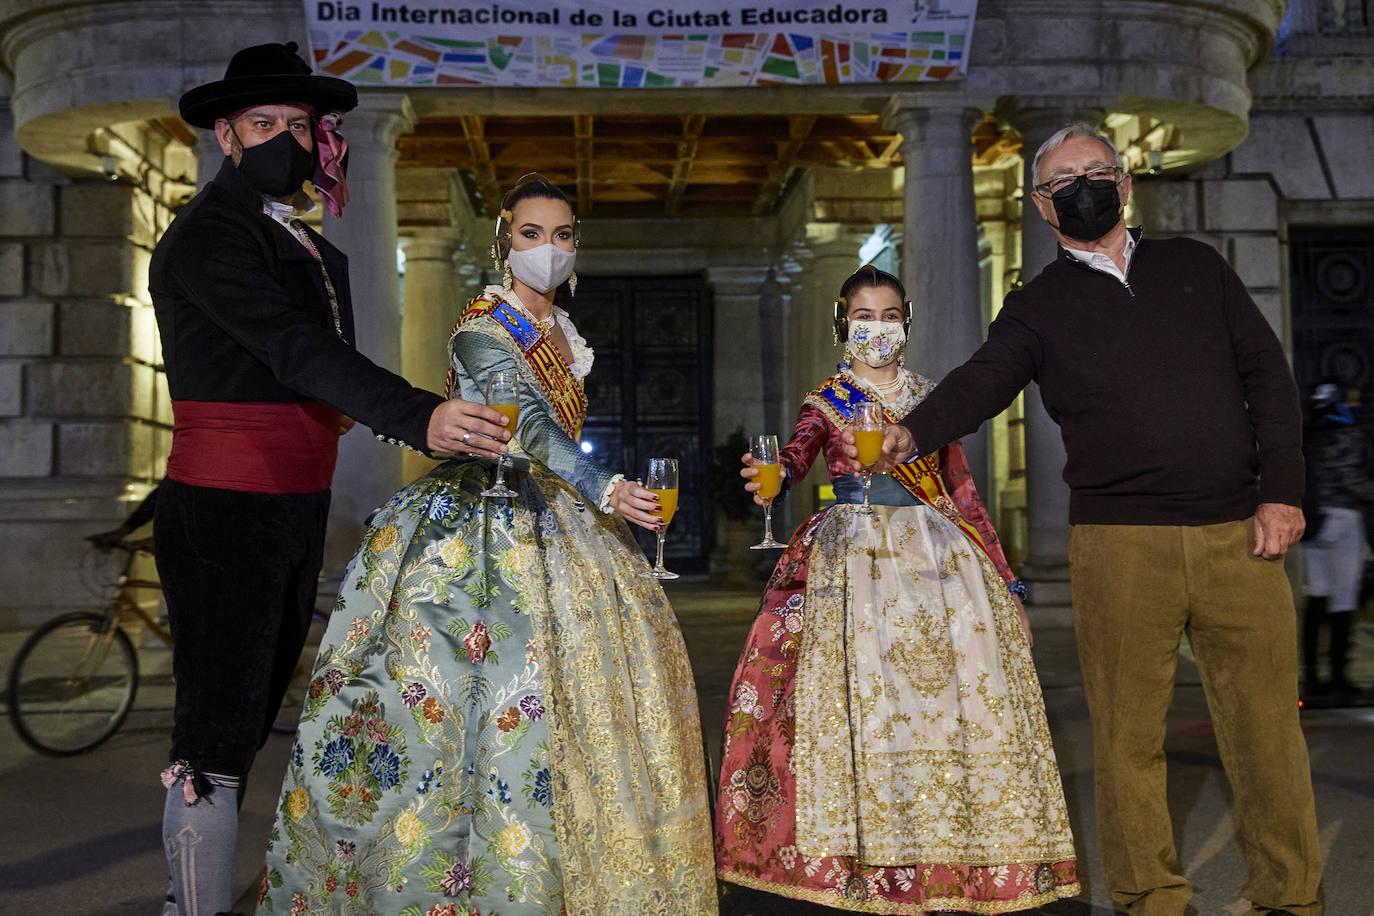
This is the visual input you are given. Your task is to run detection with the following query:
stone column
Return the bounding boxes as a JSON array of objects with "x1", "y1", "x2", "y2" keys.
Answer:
[
  {"x1": 193, "y1": 130, "x2": 226, "y2": 189},
  {"x1": 319, "y1": 93, "x2": 416, "y2": 588},
  {"x1": 883, "y1": 97, "x2": 989, "y2": 490},
  {"x1": 705, "y1": 264, "x2": 768, "y2": 444},
  {"x1": 757, "y1": 267, "x2": 788, "y2": 439},
  {"x1": 399, "y1": 233, "x2": 460, "y2": 482},
  {"x1": 1007, "y1": 104, "x2": 1105, "y2": 598}
]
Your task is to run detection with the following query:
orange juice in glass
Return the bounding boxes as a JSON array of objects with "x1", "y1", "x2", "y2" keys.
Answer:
[
  {"x1": 480, "y1": 370, "x2": 520, "y2": 499},
  {"x1": 853, "y1": 429, "x2": 884, "y2": 469},
  {"x1": 851, "y1": 402, "x2": 884, "y2": 517},
  {"x1": 489, "y1": 403, "x2": 520, "y2": 429},
  {"x1": 645, "y1": 458, "x2": 680, "y2": 579},
  {"x1": 750, "y1": 435, "x2": 786, "y2": 549},
  {"x1": 754, "y1": 463, "x2": 783, "y2": 499},
  {"x1": 651, "y1": 487, "x2": 679, "y2": 526}
]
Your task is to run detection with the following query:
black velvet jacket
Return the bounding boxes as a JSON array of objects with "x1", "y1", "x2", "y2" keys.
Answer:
[{"x1": 149, "y1": 158, "x2": 441, "y2": 449}]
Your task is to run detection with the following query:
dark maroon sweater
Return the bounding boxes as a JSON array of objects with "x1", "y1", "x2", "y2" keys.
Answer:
[{"x1": 900, "y1": 233, "x2": 1303, "y2": 526}]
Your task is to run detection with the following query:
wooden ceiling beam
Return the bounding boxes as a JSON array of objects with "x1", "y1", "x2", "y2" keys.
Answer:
[
  {"x1": 397, "y1": 112, "x2": 905, "y2": 218},
  {"x1": 876, "y1": 135, "x2": 904, "y2": 165},
  {"x1": 972, "y1": 128, "x2": 1022, "y2": 168},
  {"x1": 752, "y1": 114, "x2": 817, "y2": 216},
  {"x1": 666, "y1": 114, "x2": 707, "y2": 217},
  {"x1": 459, "y1": 115, "x2": 503, "y2": 218}
]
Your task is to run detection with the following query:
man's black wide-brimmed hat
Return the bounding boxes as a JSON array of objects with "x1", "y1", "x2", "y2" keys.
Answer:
[{"x1": 179, "y1": 41, "x2": 357, "y2": 129}]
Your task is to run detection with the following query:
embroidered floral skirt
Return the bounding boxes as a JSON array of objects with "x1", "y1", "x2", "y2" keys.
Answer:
[
  {"x1": 260, "y1": 457, "x2": 717, "y2": 916},
  {"x1": 715, "y1": 503, "x2": 1079, "y2": 914}
]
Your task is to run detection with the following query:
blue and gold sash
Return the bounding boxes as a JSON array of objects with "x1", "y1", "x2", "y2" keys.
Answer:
[
  {"x1": 804, "y1": 375, "x2": 997, "y2": 565},
  {"x1": 447, "y1": 294, "x2": 588, "y2": 441}
]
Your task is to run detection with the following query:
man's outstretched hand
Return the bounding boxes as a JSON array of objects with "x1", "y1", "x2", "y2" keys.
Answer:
[
  {"x1": 839, "y1": 423, "x2": 918, "y2": 475},
  {"x1": 427, "y1": 399, "x2": 511, "y2": 458}
]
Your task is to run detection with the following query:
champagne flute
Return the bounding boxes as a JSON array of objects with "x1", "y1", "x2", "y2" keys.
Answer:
[
  {"x1": 644, "y1": 457, "x2": 680, "y2": 579},
  {"x1": 749, "y1": 434, "x2": 786, "y2": 549},
  {"x1": 480, "y1": 369, "x2": 520, "y2": 499},
  {"x1": 852, "y1": 402, "x2": 884, "y2": 517}
]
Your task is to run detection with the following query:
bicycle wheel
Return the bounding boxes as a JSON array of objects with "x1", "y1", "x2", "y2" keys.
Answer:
[
  {"x1": 7, "y1": 611, "x2": 139, "y2": 756},
  {"x1": 272, "y1": 610, "x2": 331, "y2": 734}
]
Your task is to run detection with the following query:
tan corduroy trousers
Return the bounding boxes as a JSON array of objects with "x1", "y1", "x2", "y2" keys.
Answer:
[{"x1": 1069, "y1": 519, "x2": 1323, "y2": 916}]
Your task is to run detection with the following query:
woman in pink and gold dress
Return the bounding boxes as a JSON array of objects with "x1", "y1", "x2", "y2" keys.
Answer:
[{"x1": 715, "y1": 265, "x2": 1079, "y2": 914}]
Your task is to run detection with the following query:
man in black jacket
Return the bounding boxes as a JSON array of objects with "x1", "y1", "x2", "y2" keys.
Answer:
[
  {"x1": 148, "y1": 42, "x2": 509, "y2": 915},
  {"x1": 851, "y1": 124, "x2": 1322, "y2": 915}
]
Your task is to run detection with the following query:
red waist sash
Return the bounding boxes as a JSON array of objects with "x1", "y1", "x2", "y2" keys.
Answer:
[{"x1": 167, "y1": 400, "x2": 342, "y2": 494}]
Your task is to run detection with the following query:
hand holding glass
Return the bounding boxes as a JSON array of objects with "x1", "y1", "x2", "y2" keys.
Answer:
[
  {"x1": 480, "y1": 370, "x2": 520, "y2": 499},
  {"x1": 852, "y1": 402, "x2": 884, "y2": 517},
  {"x1": 749, "y1": 435, "x2": 785, "y2": 549},
  {"x1": 644, "y1": 457, "x2": 680, "y2": 579}
]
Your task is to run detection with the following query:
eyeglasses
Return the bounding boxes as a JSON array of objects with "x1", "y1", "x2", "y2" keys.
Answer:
[{"x1": 1034, "y1": 166, "x2": 1123, "y2": 198}]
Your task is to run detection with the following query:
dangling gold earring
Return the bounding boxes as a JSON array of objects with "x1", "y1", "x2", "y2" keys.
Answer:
[
  {"x1": 568, "y1": 271, "x2": 578, "y2": 297},
  {"x1": 502, "y1": 261, "x2": 513, "y2": 289}
]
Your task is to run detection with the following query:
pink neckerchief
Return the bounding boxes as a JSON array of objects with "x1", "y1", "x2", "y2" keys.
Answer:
[
  {"x1": 312, "y1": 112, "x2": 348, "y2": 218},
  {"x1": 224, "y1": 103, "x2": 349, "y2": 217}
]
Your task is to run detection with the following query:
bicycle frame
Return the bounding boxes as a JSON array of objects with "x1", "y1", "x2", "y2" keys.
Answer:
[{"x1": 112, "y1": 544, "x2": 171, "y2": 649}]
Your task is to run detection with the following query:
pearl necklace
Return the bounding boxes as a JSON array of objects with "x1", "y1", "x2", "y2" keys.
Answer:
[
  {"x1": 871, "y1": 373, "x2": 907, "y2": 397},
  {"x1": 842, "y1": 366, "x2": 912, "y2": 411}
]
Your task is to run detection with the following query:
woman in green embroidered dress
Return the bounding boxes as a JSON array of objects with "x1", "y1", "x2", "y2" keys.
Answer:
[{"x1": 259, "y1": 177, "x2": 717, "y2": 916}]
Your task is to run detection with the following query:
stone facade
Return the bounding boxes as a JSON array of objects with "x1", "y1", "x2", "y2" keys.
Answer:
[
  {"x1": 0, "y1": 108, "x2": 191, "y2": 624},
  {"x1": 0, "y1": 0, "x2": 1368, "y2": 625}
]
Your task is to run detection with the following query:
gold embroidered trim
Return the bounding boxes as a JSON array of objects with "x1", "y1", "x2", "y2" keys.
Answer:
[{"x1": 719, "y1": 869, "x2": 1081, "y2": 915}]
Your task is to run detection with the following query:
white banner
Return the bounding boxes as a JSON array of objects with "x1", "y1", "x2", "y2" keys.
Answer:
[{"x1": 306, "y1": 0, "x2": 976, "y2": 88}]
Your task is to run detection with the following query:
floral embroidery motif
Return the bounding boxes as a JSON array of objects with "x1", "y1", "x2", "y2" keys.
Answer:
[
  {"x1": 724, "y1": 742, "x2": 786, "y2": 844},
  {"x1": 262, "y1": 454, "x2": 714, "y2": 914},
  {"x1": 463, "y1": 621, "x2": 491, "y2": 663}
]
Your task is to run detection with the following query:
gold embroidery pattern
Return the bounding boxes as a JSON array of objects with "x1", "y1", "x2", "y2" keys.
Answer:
[
  {"x1": 264, "y1": 459, "x2": 716, "y2": 914},
  {"x1": 793, "y1": 504, "x2": 1075, "y2": 867},
  {"x1": 513, "y1": 461, "x2": 718, "y2": 914},
  {"x1": 720, "y1": 868, "x2": 1075, "y2": 915},
  {"x1": 449, "y1": 294, "x2": 588, "y2": 440}
]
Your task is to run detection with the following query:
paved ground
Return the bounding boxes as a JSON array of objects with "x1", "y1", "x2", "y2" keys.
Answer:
[{"x1": 3, "y1": 579, "x2": 1373, "y2": 914}]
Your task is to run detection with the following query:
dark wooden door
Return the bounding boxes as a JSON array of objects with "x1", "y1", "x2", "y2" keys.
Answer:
[
  {"x1": 1290, "y1": 226, "x2": 1374, "y2": 415},
  {"x1": 558, "y1": 274, "x2": 714, "y2": 572}
]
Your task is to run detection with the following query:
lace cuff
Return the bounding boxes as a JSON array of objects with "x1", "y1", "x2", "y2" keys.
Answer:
[{"x1": 599, "y1": 474, "x2": 626, "y2": 513}]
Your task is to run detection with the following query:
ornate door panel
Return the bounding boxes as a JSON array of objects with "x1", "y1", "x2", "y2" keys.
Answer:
[
  {"x1": 1290, "y1": 226, "x2": 1374, "y2": 414},
  {"x1": 560, "y1": 274, "x2": 714, "y2": 572}
]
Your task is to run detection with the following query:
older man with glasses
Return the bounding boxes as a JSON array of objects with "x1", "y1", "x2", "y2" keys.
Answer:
[{"x1": 849, "y1": 122, "x2": 1323, "y2": 915}]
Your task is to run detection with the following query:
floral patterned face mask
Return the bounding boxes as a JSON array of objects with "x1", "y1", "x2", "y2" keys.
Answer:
[{"x1": 845, "y1": 319, "x2": 906, "y2": 368}]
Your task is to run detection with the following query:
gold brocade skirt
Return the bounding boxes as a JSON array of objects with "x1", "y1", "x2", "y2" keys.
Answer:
[{"x1": 793, "y1": 504, "x2": 1076, "y2": 867}]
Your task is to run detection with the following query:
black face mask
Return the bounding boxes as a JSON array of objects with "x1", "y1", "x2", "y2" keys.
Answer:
[
  {"x1": 1049, "y1": 175, "x2": 1123, "y2": 242},
  {"x1": 234, "y1": 128, "x2": 314, "y2": 198}
]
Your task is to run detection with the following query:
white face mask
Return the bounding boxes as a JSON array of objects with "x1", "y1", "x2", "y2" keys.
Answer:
[
  {"x1": 845, "y1": 320, "x2": 906, "y2": 368},
  {"x1": 507, "y1": 242, "x2": 576, "y2": 294}
]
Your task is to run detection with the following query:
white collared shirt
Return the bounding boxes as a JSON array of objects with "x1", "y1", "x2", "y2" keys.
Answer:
[
  {"x1": 1063, "y1": 232, "x2": 1137, "y2": 284},
  {"x1": 261, "y1": 196, "x2": 319, "y2": 252}
]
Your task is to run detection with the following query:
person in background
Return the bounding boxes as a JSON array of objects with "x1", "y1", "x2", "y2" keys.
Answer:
[{"x1": 1301, "y1": 380, "x2": 1374, "y2": 699}]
